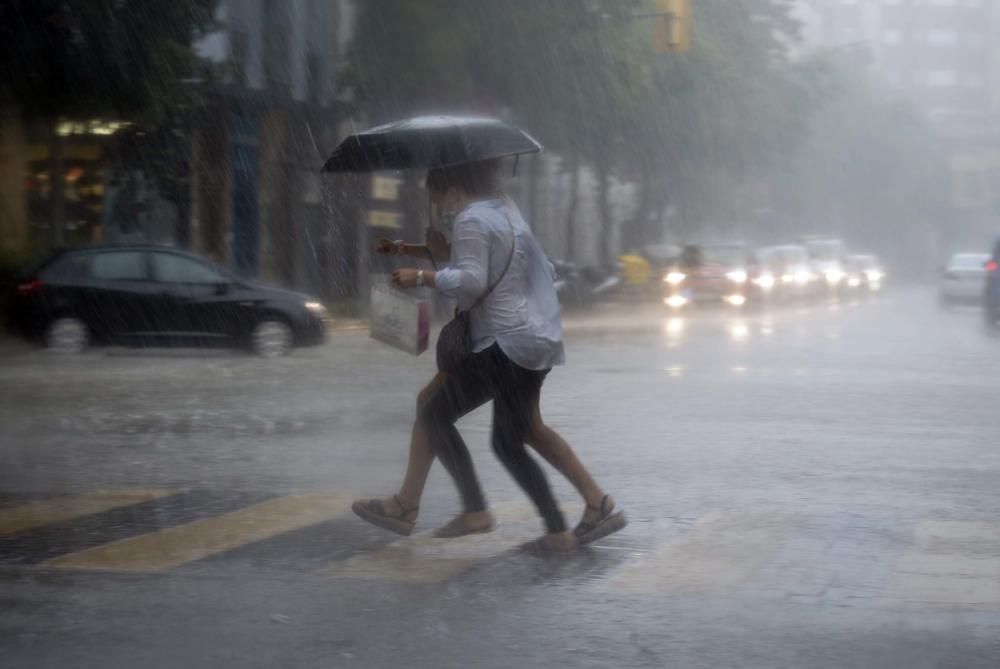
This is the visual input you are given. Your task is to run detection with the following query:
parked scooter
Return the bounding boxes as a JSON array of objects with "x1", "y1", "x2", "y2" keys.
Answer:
[{"x1": 551, "y1": 259, "x2": 624, "y2": 309}]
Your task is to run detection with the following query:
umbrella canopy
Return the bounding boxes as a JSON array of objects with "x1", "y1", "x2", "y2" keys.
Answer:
[{"x1": 321, "y1": 115, "x2": 542, "y2": 173}]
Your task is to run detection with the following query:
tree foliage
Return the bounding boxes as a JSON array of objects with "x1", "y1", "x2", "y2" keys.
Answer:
[
  {"x1": 0, "y1": 0, "x2": 216, "y2": 122},
  {"x1": 342, "y1": 0, "x2": 952, "y2": 264}
]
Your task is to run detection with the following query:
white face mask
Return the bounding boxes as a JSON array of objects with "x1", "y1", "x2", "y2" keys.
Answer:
[
  {"x1": 439, "y1": 209, "x2": 457, "y2": 230},
  {"x1": 433, "y1": 190, "x2": 459, "y2": 231}
]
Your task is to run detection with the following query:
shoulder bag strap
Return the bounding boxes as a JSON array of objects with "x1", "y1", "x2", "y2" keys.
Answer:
[{"x1": 465, "y1": 211, "x2": 516, "y2": 313}]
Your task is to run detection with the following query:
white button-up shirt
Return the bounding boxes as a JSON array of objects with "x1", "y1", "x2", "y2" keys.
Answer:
[{"x1": 434, "y1": 198, "x2": 565, "y2": 371}]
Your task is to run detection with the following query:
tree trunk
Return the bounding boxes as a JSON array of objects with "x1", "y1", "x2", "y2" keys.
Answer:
[
  {"x1": 49, "y1": 124, "x2": 66, "y2": 247},
  {"x1": 596, "y1": 157, "x2": 613, "y2": 266},
  {"x1": 625, "y1": 168, "x2": 653, "y2": 253},
  {"x1": 564, "y1": 150, "x2": 580, "y2": 263}
]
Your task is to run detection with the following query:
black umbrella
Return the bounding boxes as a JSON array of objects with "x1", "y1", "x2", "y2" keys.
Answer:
[{"x1": 321, "y1": 115, "x2": 542, "y2": 173}]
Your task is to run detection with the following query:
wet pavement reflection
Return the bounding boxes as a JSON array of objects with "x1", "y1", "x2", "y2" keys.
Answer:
[{"x1": 2, "y1": 288, "x2": 1000, "y2": 668}]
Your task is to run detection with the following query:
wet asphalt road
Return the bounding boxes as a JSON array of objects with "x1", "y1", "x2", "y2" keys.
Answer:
[{"x1": 2, "y1": 287, "x2": 1000, "y2": 668}]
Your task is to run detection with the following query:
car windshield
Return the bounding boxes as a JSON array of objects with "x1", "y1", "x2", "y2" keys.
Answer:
[
  {"x1": 701, "y1": 245, "x2": 748, "y2": 267},
  {"x1": 779, "y1": 247, "x2": 808, "y2": 265},
  {"x1": 951, "y1": 253, "x2": 989, "y2": 269},
  {"x1": 806, "y1": 241, "x2": 843, "y2": 261}
]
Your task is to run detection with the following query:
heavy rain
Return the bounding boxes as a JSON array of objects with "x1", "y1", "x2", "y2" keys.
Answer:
[{"x1": 1, "y1": 1, "x2": 1000, "y2": 667}]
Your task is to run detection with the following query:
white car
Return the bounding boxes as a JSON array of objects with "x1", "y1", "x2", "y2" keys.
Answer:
[
  {"x1": 806, "y1": 238, "x2": 849, "y2": 290},
  {"x1": 758, "y1": 244, "x2": 818, "y2": 300},
  {"x1": 940, "y1": 252, "x2": 990, "y2": 305},
  {"x1": 846, "y1": 254, "x2": 885, "y2": 292}
]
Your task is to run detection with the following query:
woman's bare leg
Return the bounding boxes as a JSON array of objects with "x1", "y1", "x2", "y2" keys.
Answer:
[
  {"x1": 356, "y1": 372, "x2": 445, "y2": 526},
  {"x1": 396, "y1": 372, "x2": 446, "y2": 505},
  {"x1": 526, "y1": 414, "x2": 605, "y2": 508},
  {"x1": 357, "y1": 376, "x2": 615, "y2": 535},
  {"x1": 388, "y1": 389, "x2": 610, "y2": 516}
]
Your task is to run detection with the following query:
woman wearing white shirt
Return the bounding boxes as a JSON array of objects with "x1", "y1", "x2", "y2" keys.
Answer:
[{"x1": 376, "y1": 160, "x2": 622, "y2": 552}]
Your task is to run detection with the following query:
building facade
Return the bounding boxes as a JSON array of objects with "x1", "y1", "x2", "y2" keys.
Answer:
[
  {"x1": 187, "y1": 0, "x2": 353, "y2": 298},
  {"x1": 793, "y1": 0, "x2": 1000, "y2": 249}
]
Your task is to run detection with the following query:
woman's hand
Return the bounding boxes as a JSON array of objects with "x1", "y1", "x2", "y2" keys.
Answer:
[
  {"x1": 391, "y1": 268, "x2": 421, "y2": 289},
  {"x1": 426, "y1": 227, "x2": 449, "y2": 261},
  {"x1": 375, "y1": 238, "x2": 401, "y2": 255},
  {"x1": 392, "y1": 268, "x2": 434, "y2": 289}
]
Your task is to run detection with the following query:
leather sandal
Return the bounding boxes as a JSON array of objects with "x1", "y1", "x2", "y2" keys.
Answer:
[
  {"x1": 352, "y1": 495, "x2": 419, "y2": 536},
  {"x1": 574, "y1": 495, "x2": 627, "y2": 545}
]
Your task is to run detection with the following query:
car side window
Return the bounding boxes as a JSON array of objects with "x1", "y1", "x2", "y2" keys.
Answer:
[
  {"x1": 45, "y1": 254, "x2": 92, "y2": 281},
  {"x1": 91, "y1": 252, "x2": 148, "y2": 281},
  {"x1": 152, "y1": 253, "x2": 223, "y2": 284}
]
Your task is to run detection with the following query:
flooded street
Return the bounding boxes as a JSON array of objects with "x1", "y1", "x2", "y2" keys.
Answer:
[{"x1": 3, "y1": 287, "x2": 999, "y2": 668}]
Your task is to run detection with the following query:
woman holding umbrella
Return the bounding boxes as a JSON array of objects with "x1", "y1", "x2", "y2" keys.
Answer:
[
  {"x1": 324, "y1": 116, "x2": 625, "y2": 551},
  {"x1": 353, "y1": 182, "x2": 622, "y2": 547}
]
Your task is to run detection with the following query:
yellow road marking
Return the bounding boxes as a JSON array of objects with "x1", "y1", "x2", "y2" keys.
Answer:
[
  {"x1": 325, "y1": 503, "x2": 580, "y2": 584},
  {"x1": 604, "y1": 511, "x2": 797, "y2": 594},
  {"x1": 45, "y1": 494, "x2": 353, "y2": 571},
  {"x1": 884, "y1": 521, "x2": 1000, "y2": 609},
  {"x1": 0, "y1": 490, "x2": 174, "y2": 536}
]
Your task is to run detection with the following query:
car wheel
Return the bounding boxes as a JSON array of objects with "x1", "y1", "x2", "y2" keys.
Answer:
[
  {"x1": 44, "y1": 316, "x2": 89, "y2": 353},
  {"x1": 251, "y1": 319, "x2": 293, "y2": 358}
]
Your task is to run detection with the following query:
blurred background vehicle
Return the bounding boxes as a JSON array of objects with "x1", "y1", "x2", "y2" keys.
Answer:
[
  {"x1": 805, "y1": 238, "x2": 850, "y2": 295},
  {"x1": 552, "y1": 259, "x2": 623, "y2": 309},
  {"x1": 8, "y1": 246, "x2": 328, "y2": 356},
  {"x1": 983, "y1": 240, "x2": 1000, "y2": 325},
  {"x1": 939, "y1": 252, "x2": 989, "y2": 307},
  {"x1": 846, "y1": 254, "x2": 885, "y2": 293},
  {"x1": 662, "y1": 243, "x2": 759, "y2": 310},
  {"x1": 757, "y1": 244, "x2": 818, "y2": 302}
]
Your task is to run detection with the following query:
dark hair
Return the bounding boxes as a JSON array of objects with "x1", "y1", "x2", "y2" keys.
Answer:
[{"x1": 426, "y1": 159, "x2": 502, "y2": 197}]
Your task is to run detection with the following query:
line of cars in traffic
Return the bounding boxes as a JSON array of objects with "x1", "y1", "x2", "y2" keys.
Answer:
[{"x1": 658, "y1": 238, "x2": 885, "y2": 311}]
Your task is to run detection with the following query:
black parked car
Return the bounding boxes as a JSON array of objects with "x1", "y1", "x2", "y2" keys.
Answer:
[{"x1": 8, "y1": 246, "x2": 328, "y2": 356}]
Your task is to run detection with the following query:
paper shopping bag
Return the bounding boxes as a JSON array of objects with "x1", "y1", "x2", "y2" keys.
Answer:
[{"x1": 369, "y1": 284, "x2": 430, "y2": 355}]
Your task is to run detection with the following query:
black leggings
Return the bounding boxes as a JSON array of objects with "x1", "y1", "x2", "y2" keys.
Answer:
[{"x1": 419, "y1": 345, "x2": 567, "y2": 534}]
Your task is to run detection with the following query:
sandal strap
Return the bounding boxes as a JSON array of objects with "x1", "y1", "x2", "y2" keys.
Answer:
[
  {"x1": 363, "y1": 496, "x2": 418, "y2": 522},
  {"x1": 393, "y1": 494, "x2": 419, "y2": 517},
  {"x1": 585, "y1": 495, "x2": 612, "y2": 518}
]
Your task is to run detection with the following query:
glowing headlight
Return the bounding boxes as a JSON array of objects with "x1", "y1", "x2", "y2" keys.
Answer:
[
  {"x1": 847, "y1": 276, "x2": 862, "y2": 288},
  {"x1": 665, "y1": 295, "x2": 688, "y2": 309},
  {"x1": 664, "y1": 272, "x2": 686, "y2": 285},
  {"x1": 725, "y1": 294, "x2": 747, "y2": 307},
  {"x1": 781, "y1": 274, "x2": 795, "y2": 284},
  {"x1": 726, "y1": 270, "x2": 748, "y2": 284},
  {"x1": 305, "y1": 301, "x2": 327, "y2": 315},
  {"x1": 794, "y1": 271, "x2": 812, "y2": 285},
  {"x1": 825, "y1": 269, "x2": 845, "y2": 284},
  {"x1": 754, "y1": 274, "x2": 776, "y2": 290},
  {"x1": 866, "y1": 270, "x2": 883, "y2": 282}
]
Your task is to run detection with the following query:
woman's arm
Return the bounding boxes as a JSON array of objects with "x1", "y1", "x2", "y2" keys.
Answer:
[
  {"x1": 391, "y1": 218, "x2": 487, "y2": 296},
  {"x1": 432, "y1": 218, "x2": 488, "y2": 299},
  {"x1": 377, "y1": 236, "x2": 449, "y2": 263}
]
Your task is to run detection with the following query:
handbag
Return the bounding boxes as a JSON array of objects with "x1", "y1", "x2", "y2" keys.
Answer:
[{"x1": 436, "y1": 215, "x2": 515, "y2": 373}]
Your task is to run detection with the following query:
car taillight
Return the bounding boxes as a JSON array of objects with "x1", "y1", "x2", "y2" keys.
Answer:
[
  {"x1": 987, "y1": 261, "x2": 999, "y2": 273},
  {"x1": 16, "y1": 279, "x2": 43, "y2": 295}
]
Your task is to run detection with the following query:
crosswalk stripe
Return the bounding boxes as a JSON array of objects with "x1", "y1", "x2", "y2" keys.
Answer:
[
  {"x1": 884, "y1": 520, "x2": 1000, "y2": 609},
  {"x1": 44, "y1": 493, "x2": 353, "y2": 571},
  {"x1": 602, "y1": 511, "x2": 797, "y2": 595},
  {"x1": 323, "y1": 503, "x2": 576, "y2": 584},
  {"x1": 0, "y1": 490, "x2": 174, "y2": 537}
]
